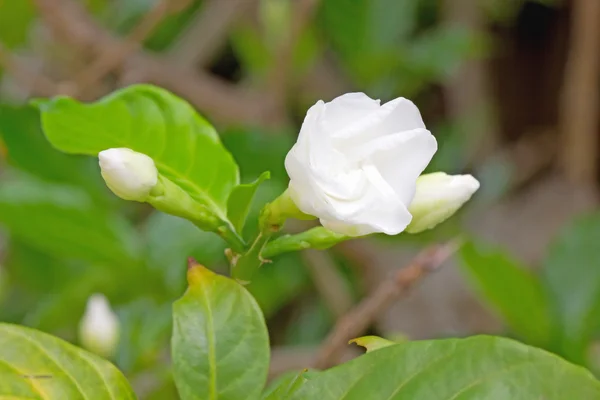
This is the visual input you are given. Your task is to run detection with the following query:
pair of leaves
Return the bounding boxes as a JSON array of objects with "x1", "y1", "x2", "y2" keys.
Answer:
[
  {"x1": 2, "y1": 265, "x2": 600, "y2": 399},
  {"x1": 36, "y1": 84, "x2": 267, "y2": 245},
  {"x1": 170, "y1": 268, "x2": 600, "y2": 400}
]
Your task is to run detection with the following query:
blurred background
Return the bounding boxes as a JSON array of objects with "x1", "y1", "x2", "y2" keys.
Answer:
[{"x1": 1, "y1": 0, "x2": 599, "y2": 397}]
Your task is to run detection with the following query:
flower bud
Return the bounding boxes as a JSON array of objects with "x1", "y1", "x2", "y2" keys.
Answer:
[
  {"x1": 98, "y1": 148, "x2": 158, "y2": 201},
  {"x1": 406, "y1": 172, "x2": 480, "y2": 233},
  {"x1": 78, "y1": 294, "x2": 120, "y2": 358}
]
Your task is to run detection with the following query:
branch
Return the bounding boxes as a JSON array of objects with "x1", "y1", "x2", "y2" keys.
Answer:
[
  {"x1": 560, "y1": 0, "x2": 600, "y2": 184},
  {"x1": 167, "y1": 0, "x2": 257, "y2": 68},
  {"x1": 267, "y1": 0, "x2": 321, "y2": 105},
  {"x1": 33, "y1": 0, "x2": 280, "y2": 127},
  {"x1": 65, "y1": 0, "x2": 188, "y2": 97},
  {"x1": 0, "y1": 42, "x2": 58, "y2": 97},
  {"x1": 312, "y1": 240, "x2": 461, "y2": 369}
]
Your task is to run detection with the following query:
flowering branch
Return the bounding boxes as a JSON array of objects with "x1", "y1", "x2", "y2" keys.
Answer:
[{"x1": 312, "y1": 239, "x2": 461, "y2": 369}]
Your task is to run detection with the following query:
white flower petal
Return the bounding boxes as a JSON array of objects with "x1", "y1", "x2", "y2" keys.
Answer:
[
  {"x1": 321, "y1": 92, "x2": 380, "y2": 133},
  {"x1": 352, "y1": 128, "x2": 438, "y2": 204}
]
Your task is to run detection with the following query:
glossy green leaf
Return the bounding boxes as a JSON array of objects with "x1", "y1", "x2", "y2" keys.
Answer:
[
  {"x1": 227, "y1": 171, "x2": 270, "y2": 234},
  {"x1": 543, "y1": 212, "x2": 600, "y2": 364},
  {"x1": 289, "y1": 336, "x2": 600, "y2": 399},
  {"x1": 349, "y1": 335, "x2": 397, "y2": 353},
  {"x1": 0, "y1": 323, "x2": 136, "y2": 399},
  {"x1": 172, "y1": 262, "x2": 270, "y2": 400},
  {"x1": 36, "y1": 84, "x2": 239, "y2": 223},
  {"x1": 0, "y1": 173, "x2": 140, "y2": 265},
  {"x1": 459, "y1": 241, "x2": 551, "y2": 347}
]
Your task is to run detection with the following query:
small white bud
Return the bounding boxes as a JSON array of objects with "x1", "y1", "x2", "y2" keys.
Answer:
[
  {"x1": 406, "y1": 172, "x2": 480, "y2": 233},
  {"x1": 78, "y1": 294, "x2": 120, "y2": 358},
  {"x1": 98, "y1": 148, "x2": 158, "y2": 201}
]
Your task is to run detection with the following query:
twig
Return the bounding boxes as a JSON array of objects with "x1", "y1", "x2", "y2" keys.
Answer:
[
  {"x1": 312, "y1": 240, "x2": 461, "y2": 369},
  {"x1": 0, "y1": 42, "x2": 58, "y2": 96},
  {"x1": 167, "y1": 0, "x2": 257, "y2": 68},
  {"x1": 65, "y1": 0, "x2": 187, "y2": 97},
  {"x1": 267, "y1": 0, "x2": 321, "y2": 107},
  {"x1": 32, "y1": 0, "x2": 280, "y2": 127},
  {"x1": 302, "y1": 249, "x2": 353, "y2": 318},
  {"x1": 442, "y1": 0, "x2": 499, "y2": 165},
  {"x1": 560, "y1": 0, "x2": 600, "y2": 185}
]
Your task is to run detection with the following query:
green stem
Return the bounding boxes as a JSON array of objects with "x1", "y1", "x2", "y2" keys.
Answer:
[
  {"x1": 231, "y1": 232, "x2": 272, "y2": 283},
  {"x1": 261, "y1": 227, "x2": 351, "y2": 258},
  {"x1": 148, "y1": 176, "x2": 246, "y2": 253}
]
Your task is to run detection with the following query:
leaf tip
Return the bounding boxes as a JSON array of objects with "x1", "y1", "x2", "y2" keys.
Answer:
[{"x1": 186, "y1": 257, "x2": 215, "y2": 286}]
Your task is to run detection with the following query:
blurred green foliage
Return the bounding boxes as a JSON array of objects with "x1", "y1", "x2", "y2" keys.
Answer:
[
  {"x1": 0, "y1": 0, "x2": 589, "y2": 397},
  {"x1": 461, "y1": 212, "x2": 600, "y2": 373}
]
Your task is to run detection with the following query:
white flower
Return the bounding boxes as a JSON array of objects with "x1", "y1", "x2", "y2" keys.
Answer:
[
  {"x1": 78, "y1": 294, "x2": 120, "y2": 358},
  {"x1": 406, "y1": 172, "x2": 480, "y2": 233},
  {"x1": 285, "y1": 93, "x2": 438, "y2": 236},
  {"x1": 98, "y1": 148, "x2": 158, "y2": 201}
]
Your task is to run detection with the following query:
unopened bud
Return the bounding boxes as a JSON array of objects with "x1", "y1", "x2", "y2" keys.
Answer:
[
  {"x1": 407, "y1": 172, "x2": 480, "y2": 234},
  {"x1": 98, "y1": 148, "x2": 158, "y2": 201},
  {"x1": 78, "y1": 294, "x2": 120, "y2": 358}
]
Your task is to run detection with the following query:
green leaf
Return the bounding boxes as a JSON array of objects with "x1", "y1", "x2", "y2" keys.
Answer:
[
  {"x1": 288, "y1": 336, "x2": 600, "y2": 399},
  {"x1": 459, "y1": 241, "x2": 551, "y2": 347},
  {"x1": 349, "y1": 335, "x2": 397, "y2": 353},
  {"x1": 0, "y1": 323, "x2": 136, "y2": 399},
  {"x1": 0, "y1": 172, "x2": 140, "y2": 265},
  {"x1": 543, "y1": 212, "x2": 600, "y2": 364},
  {"x1": 172, "y1": 262, "x2": 270, "y2": 400},
  {"x1": 227, "y1": 171, "x2": 270, "y2": 234},
  {"x1": 36, "y1": 84, "x2": 239, "y2": 224}
]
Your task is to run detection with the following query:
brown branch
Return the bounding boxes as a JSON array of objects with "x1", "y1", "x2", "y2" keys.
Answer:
[
  {"x1": 312, "y1": 240, "x2": 461, "y2": 370},
  {"x1": 267, "y1": 0, "x2": 321, "y2": 107},
  {"x1": 0, "y1": 42, "x2": 58, "y2": 97},
  {"x1": 560, "y1": 0, "x2": 600, "y2": 185},
  {"x1": 33, "y1": 0, "x2": 280, "y2": 127},
  {"x1": 167, "y1": 0, "x2": 257, "y2": 68},
  {"x1": 442, "y1": 0, "x2": 500, "y2": 165},
  {"x1": 65, "y1": 0, "x2": 187, "y2": 97}
]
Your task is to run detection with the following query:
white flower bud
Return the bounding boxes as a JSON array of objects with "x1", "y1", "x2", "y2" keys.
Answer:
[
  {"x1": 78, "y1": 294, "x2": 120, "y2": 358},
  {"x1": 98, "y1": 148, "x2": 158, "y2": 201},
  {"x1": 406, "y1": 172, "x2": 480, "y2": 233}
]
